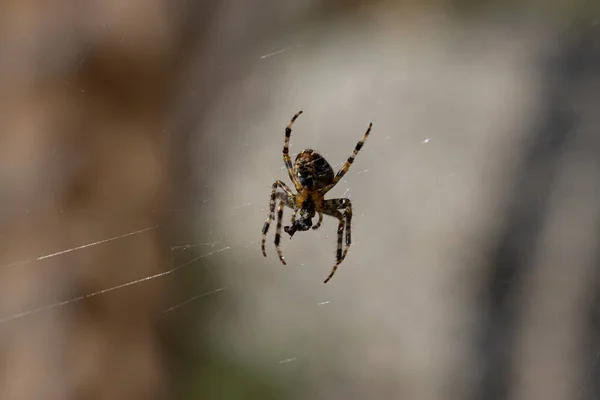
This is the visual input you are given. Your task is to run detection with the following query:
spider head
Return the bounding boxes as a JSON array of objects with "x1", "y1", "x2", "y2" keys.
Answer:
[{"x1": 285, "y1": 200, "x2": 315, "y2": 238}]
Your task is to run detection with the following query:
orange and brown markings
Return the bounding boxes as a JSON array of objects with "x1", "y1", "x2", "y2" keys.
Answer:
[
  {"x1": 294, "y1": 188, "x2": 325, "y2": 209},
  {"x1": 293, "y1": 149, "x2": 335, "y2": 191}
]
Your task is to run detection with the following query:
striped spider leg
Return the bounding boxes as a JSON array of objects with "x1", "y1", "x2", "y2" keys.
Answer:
[
  {"x1": 320, "y1": 198, "x2": 352, "y2": 283},
  {"x1": 261, "y1": 180, "x2": 295, "y2": 265},
  {"x1": 283, "y1": 110, "x2": 303, "y2": 191},
  {"x1": 321, "y1": 122, "x2": 372, "y2": 195}
]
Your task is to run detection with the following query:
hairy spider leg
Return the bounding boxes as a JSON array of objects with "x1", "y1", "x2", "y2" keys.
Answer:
[
  {"x1": 322, "y1": 122, "x2": 372, "y2": 195},
  {"x1": 312, "y1": 212, "x2": 323, "y2": 230},
  {"x1": 283, "y1": 110, "x2": 304, "y2": 191},
  {"x1": 274, "y1": 201, "x2": 286, "y2": 264},
  {"x1": 342, "y1": 207, "x2": 352, "y2": 260},
  {"x1": 322, "y1": 198, "x2": 352, "y2": 283},
  {"x1": 261, "y1": 180, "x2": 295, "y2": 257}
]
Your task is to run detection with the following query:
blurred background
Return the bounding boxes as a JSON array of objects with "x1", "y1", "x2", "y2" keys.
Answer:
[{"x1": 0, "y1": 0, "x2": 599, "y2": 399}]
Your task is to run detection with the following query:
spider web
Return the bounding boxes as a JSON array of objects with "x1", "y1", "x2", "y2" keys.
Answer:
[{"x1": 0, "y1": 225, "x2": 229, "y2": 324}]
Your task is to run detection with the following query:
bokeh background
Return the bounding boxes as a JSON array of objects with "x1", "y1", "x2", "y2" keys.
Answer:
[{"x1": 0, "y1": 1, "x2": 599, "y2": 399}]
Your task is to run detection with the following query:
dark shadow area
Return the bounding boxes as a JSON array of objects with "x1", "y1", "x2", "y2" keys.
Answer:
[
  {"x1": 473, "y1": 23, "x2": 597, "y2": 400},
  {"x1": 576, "y1": 22, "x2": 600, "y2": 400}
]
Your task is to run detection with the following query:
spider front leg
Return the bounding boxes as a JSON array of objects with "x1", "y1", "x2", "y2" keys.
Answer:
[
  {"x1": 321, "y1": 199, "x2": 352, "y2": 283},
  {"x1": 261, "y1": 180, "x2": 295, "y2": 258},
  {"x1": 322, "y1": 122, "x2": 372, "y2": 195}
]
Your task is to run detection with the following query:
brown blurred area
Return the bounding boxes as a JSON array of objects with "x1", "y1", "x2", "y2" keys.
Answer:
[
  {"x1": 0, "y1": 1, "x2": 210, "y2": 399},
  {"x1": 0, "y1": 0, "x2": 599, "y2": 399}
]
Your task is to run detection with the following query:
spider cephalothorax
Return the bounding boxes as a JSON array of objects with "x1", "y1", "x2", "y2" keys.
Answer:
[{"x1": 261, "y1": 110, "x2": 372, "y2": 283}]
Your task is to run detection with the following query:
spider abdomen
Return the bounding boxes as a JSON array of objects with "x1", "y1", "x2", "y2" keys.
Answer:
[{"x1": 293, "y1": 149, "x2": 334, "y2": 189}]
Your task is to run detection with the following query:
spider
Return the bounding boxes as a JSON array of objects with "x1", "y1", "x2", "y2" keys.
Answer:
[{"x1": 261, "y1": 110, "x2": 372, "y2": 283}]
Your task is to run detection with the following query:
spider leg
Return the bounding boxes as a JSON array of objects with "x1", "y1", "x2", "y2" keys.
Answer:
[
  {"x1": 321, "y1": 199, "x2": 352, "y2": 283},
  {"x1": 283, "y1": 110, "x2": 304, "y2": 191},
  {"x1": 312, "y1": 212, "x2": 323, "y2": 230},
  {"x1": 261, "y1": 180, "x2": 295, "y2": 257},
  {"x1": 274, "y1": 201, "x2": 287, "y2": 265},
  {"x1": 322, "y1": 123, "x2": 372, "y2": 195},
  {"x1": 342, "y1": 207, "x2": 352, "y2": 260}
]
